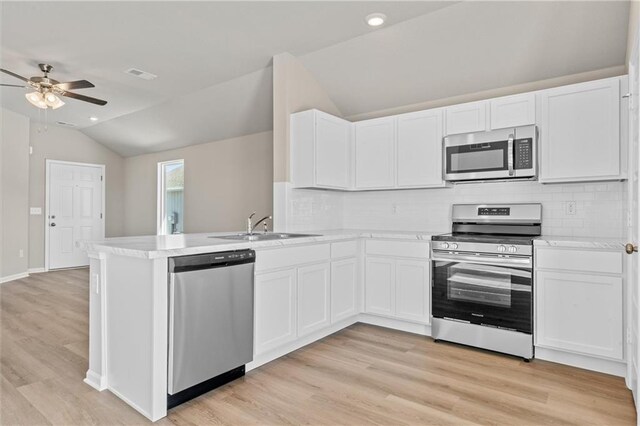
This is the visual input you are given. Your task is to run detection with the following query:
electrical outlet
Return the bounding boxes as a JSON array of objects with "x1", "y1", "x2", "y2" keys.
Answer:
[
  {"x1": 392, "y1": 204, "x2": 399, "y2": 215},
  {"x1": 30, "y1": 207, "x2": 42, "y2": 215},
  {"x1": 566, "y1": 201, "x2": 576, "y2": 215},
  {"x1": 627, "y1": 327, "x2": 633, "y2": 345},
  {"x1": 18, "y1": 249, "x2": 24, "y2": 258}
]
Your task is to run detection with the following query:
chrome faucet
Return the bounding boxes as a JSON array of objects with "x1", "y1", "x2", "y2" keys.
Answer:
[{"x1": 247, "y1": 212, "x2": 272, "y2": 234}]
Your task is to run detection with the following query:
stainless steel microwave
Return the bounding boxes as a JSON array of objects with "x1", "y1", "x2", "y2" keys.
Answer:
[{"x1": 443, "y1": 125, "x2": 537, "y2": 182}]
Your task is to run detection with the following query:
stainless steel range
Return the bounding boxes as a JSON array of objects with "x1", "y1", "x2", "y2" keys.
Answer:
[{"x1": 431, "y1": 203, "x2": 542, "y2": 360}]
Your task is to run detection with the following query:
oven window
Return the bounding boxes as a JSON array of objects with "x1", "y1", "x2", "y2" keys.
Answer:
[
  {"x1": 450, "y1": 150, "x2": 504, "y2": 173},
  {"x1": 448, "y1": 263, "x2": 512, "y2": 307}
]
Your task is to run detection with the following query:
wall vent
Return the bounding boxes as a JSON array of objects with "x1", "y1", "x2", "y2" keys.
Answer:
[
  {"x1": 124, "y1": 68, "x2": 158, "y2": 80},
  {"x1": 56, "y1": 121, "x2": 76, "y2": 127}
]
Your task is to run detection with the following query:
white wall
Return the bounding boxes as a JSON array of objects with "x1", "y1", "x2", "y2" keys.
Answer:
[
  {"x1": 1, "y1": 108, "x2": 30, "y2": 280},
  {"x1": 123, "y1": 131, "x2": 273, "y2": 236},
  {"x1": 29, "y1": 124, "x2": 125, "y2": 270}
]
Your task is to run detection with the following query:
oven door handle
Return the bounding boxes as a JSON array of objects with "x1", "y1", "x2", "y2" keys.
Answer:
[
  {"x1": 507, "y1": 133, "x2": 515, "y2": 176},
  {"x1": 431, "y1": 252, "x2": 531, "y2": 268}
]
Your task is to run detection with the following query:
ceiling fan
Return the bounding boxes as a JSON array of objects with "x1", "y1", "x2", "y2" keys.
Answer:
[{"x1": 0, "y1": 63, "x2": 107, "y2": 109}]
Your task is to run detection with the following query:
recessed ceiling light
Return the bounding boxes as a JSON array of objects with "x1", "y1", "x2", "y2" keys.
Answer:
[
  {"x1": 366, "y1": 13, "x2": 386, "y2": 27},
  {"x1": 89, "y1": 116, "x2": 99, "y2": 122}
]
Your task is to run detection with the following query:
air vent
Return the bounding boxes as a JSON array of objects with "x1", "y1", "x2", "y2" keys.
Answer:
[
  {"x1": 124, "y1": 68, "x2": 157, "y2": 80},
  {"x1": 56, "y1": 121, "x2": 76, "y2": 127}
]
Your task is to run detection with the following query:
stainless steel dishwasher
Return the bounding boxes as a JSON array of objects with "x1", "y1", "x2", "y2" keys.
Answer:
[{"x1": 167, "y1": 249, "x2": 255, "y2": 408}]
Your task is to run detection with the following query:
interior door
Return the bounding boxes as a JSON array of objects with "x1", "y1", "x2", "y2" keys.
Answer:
[
  {"x1": 48, "y1": 162, "x2": 104, "y2": 269},
  {"x1": 628, "y1": 35, "x2": 640, "y2": 407}
]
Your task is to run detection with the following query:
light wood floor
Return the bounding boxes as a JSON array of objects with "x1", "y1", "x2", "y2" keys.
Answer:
[{"x1": 0, "y1": 268, "x2": 636, "y2": 425}]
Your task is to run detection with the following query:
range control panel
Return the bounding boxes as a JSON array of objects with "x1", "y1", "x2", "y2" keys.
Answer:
[
  {"x1": 478, "y1": 207, "x2": 511, "y2": 216},
  {"x1": 514, "y1": 138, "x2": 533, "y2": 169}
]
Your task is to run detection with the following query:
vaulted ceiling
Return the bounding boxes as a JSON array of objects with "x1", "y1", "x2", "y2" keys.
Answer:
[{"x1": 0, "y1": 1, "x2": 630, "y2": 157}]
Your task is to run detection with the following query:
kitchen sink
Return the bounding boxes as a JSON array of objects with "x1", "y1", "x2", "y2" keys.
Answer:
[{"x1": 210, "y1": 233, "x2": 320, "y2": 241}]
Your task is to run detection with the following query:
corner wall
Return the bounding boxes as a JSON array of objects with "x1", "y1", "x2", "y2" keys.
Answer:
[
  {"x1": 122, "y1": 131, "x2": 273, "y2": 236},
  {"x1": 29, "y1": 124, "x2": 125, "y2": 270},
  {"x1": 1, "y1": 108, "x2": 30, "y2": 280}
]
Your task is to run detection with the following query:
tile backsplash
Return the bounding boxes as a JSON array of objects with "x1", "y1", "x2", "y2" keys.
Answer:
[{"x1": 286, "y1": 180, "x2": 627, "y2": 238}]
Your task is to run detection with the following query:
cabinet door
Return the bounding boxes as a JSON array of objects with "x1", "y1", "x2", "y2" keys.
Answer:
[
  {"x1": 396, "y1": 109, "x2": 444, "y2": 188},
  {"x1": 445, "y1": 101, "x2": 487, "y2": 135},
  {"x1": 539, "y1": 78, "x2": 620, "y2": 182},
  {"x1": 331, "y1": 258, "x2": 358, "y2": 323},
  {"x1": 490, "y1": 93, "x2": 536, "y2": 129},
  {"x1": 536, "y1": 270, "x2": 623, "y2": 360},
  {"x1": 315, "y1": 112, "x2": 351, "y2": 189},
  {"x1": 355, "y1": 118, "x2": 396, "y2": 189},
  {"x1": 254, "y1": 269, "x2": 297, "y2": 355},
  {"x1": 297, "y1": 263, "x2": 331, "y2": 337},
  {"x1": 365, "y1": 257, "x2": 395, "y2": 316},
  {"x1": 395, "y1": 260, "x2": 430, "y2": 324}
]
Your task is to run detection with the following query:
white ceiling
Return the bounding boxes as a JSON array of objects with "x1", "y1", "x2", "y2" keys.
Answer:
[{"x1": 0, "y1": 1, "x2": 630, "y2": 157}]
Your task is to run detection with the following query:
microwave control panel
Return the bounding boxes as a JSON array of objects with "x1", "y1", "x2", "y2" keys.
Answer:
[{"x1": 514, "y1": 138, "x2": 533, "y2": 169}]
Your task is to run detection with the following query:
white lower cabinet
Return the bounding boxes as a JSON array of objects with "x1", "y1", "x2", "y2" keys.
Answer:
[
  {"x1": 395, "y1": 260, "x2": 430, "y2": 323},
  {"x1": 365, "y1": 251, "x2": 430, "y2": 324},
  {"x1": 254, "y1": 269, "x2": 297, "y2": 356},
  {"x1": 331, "y1": 258, "x2": 358, "y2": 322},
  {"x1": 297, "y1": 263, "x2": 331, "y2": 337},
  {"x1": 535, "y1": 270, "x2": 623, "y2": 360}
]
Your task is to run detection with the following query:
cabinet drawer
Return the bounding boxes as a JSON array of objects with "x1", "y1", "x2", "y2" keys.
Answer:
[
  {"x1": 535, "y1": 248, "x2": 622, "y2": 274},
  {"x1": 331, "y1": 240, "x2": 358, "y2": 259},
  {"x1": 365, "y1": 240, "x2": 429, "y2": 259},
  {"x1": 255, "y1": 244, "x2": 330, "y2": 272}
]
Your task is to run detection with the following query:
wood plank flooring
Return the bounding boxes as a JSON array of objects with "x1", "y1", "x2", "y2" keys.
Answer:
[{"x1": 0, "y1": 268, "x2": 636, "y2": 425}]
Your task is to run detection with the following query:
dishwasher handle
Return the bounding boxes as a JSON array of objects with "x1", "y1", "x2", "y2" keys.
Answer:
[{"x1": 169, "y1": 249, "x2": 255, "y2": 273}]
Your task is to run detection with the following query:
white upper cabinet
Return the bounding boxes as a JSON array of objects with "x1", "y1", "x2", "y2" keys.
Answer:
[
  {"x1": 291, "y1": 109, "x2": 352, "y2": 189},
  {"x1": 490, "y1": 93, "x2": 536, "y2": 129},
  {"x1": 355, "y1": 117, "x2": 396, "y2": 189},
  {"x1": 445, "y1": 101, "x2": 487, "y2": 135},
  {"x1": 539, "y1": 77, "x2": 622, "y2": 183},
  {"x1": 396, "y1": 109, "x2": 445, "y2": 188}
]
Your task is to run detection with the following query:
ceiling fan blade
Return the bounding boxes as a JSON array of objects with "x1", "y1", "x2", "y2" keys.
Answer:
[
  {"x1": 0, "y1": 84, "x2": 27, "y2": 88},
  {"x1": 0, "y1": 68, "x2": 29, "y2": 82},
  {"x1": 55, "y1": 80, "x2": 95, "y2": 90},
  {"x1": 60, "y1": 90, "x2": 107, "y2": 106}
]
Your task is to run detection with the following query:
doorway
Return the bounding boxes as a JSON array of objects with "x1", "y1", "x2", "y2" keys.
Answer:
[{"x1": 45, "y1": 160, "x2": 105, "y2": 270}]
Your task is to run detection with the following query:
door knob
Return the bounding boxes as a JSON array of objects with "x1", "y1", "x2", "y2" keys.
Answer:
[
  {"x1": 50, "y1": 223, "x2": 56, "y2": 227},
  {"x1": 626, "y1": 243, "x2": 638, "y2": 254}
]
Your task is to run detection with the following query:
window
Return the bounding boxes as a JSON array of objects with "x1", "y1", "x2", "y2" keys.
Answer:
[{"x1": 157, "y1": 160, "x2": 184, "y2": 235}]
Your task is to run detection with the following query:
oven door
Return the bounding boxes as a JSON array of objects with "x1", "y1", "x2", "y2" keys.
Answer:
[{"x1": 431, "y1": 251, "x2": 532, "y2": 333}]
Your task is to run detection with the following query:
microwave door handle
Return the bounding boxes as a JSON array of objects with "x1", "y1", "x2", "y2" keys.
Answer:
[{"x1": 507, "y1": 133, "x2": 515, "y2": 176}]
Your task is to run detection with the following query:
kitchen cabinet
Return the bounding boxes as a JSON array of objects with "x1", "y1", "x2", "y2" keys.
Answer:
[
  {"x1": 396, "y1": 109, "x2": 446, "y2": 188},
  {"x1": 444, "y1": 101, "x2": 487, "y2": 135},
  {"x1": 355, "y1": 117, "x2": 396, "y2": 189},
  {"x1": 331, "y1": 258, "x2": 358, "y2": 322},
  {"x1": 490, "y1": 93, "x2": 536, "y2": 129},
  {"x1": 254, "y1": 269, "x2": 297, "y2": 355},
  {"x1": 395, "y1": 260, "x2": 430, "y2": 323},
  {"x1": 535, "y1": 246, "x2": 624, "y2": 363},
  {"x1": 536, "y1": 270, "x2": 623, "y2": 360},
  {"x1": 539, "y1": 77, "x2": 622, "y2": 183},
  {"x1": 297, "y1": 262, "x2": 331, "y2": 337},
  {"x1": 291, "y1": 109, "x2": 352, "y2": 189},
  {"x1": 364, "y1": 240, "x2": 431, "y2": 324}
]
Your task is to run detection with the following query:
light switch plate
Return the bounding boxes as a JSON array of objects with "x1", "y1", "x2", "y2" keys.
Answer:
[{"x1": 30, "y1": 207, "x2": 42, "y2": 215}]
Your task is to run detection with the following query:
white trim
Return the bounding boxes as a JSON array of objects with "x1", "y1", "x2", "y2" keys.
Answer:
[
  {"x1": 27, "y1": 267, "x2": 45, "y2": 274},
  {"x1": 0, "y1": 272, "x2": 29, "y2": 284},
  {"x1": 535, "y1": 346, "x2": 627, "y2": 377},
  {"x1": 45, "y1": 160, "x2": 106, "y2": 271},
  {"x1": 156, "y1": 159, "x2": 184, "y2": 236},
  {"x1": 358, "y1": 314, "x2": 432, "y2": 336},
  {"x1": 84, "y1": 369, "x2": 107, "y2": 391}
]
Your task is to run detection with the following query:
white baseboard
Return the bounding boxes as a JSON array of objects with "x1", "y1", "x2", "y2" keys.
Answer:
[
  {"x1": 0, "y1": 272, "x2": 29, "y2": 284},
  {"x1": 84, "y1": 369, "x2": 107, "y2": 391},
  {"x1": 28, "y1": 267, "x2": 46, "y2": 274},
  {"x1": 358, "y1": 314, "x2": 432, "y2": 337},
  {"x1": 535, "y1": 346, "x2": 627, "y2": 377}
]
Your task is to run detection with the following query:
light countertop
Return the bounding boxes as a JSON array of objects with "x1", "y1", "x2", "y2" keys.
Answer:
[
  {"x1": 534, "y1": 235, "x2": 626, "y2": 250},
  {"x1": 77, "y1": 229, "x2": 446, "y2": 259}
]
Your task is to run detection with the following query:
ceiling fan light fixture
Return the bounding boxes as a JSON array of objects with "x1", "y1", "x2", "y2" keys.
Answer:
[
  {"x1": 25, "y1": 91, "x2": 47, "y2": 109},
  {"x1": 44, "y1": 92, "x2": 65, "y2": 109}
]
